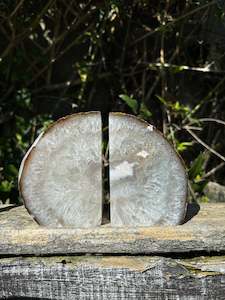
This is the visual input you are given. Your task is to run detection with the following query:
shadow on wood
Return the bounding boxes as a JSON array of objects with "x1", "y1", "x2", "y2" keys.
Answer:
[
  {"x1": 0, "y1": 204, "x2": 17, "y2": 213},
  {"x1": 183, "y1": 202, "x2": 200, "y2": 224}
]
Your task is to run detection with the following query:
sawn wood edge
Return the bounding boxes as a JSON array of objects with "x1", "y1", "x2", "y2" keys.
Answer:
[{"x1": 0, "y1": 203, "x2": 224, "y2": 255}]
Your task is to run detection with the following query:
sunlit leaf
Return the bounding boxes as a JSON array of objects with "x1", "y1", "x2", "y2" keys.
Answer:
[
  {"x1": 119, "y1": 94, "x2": 138, "y2": 114},
  {"x1": 156, "y1": 95, "x2": 168, "y2": 105},
  {"x1": 177, "y1": 142, "x2": 193, "y2": 152},
  {"x1": 0, "y1": 180, "x2": 13, "y2": 193},
  {"x1": 139, "y1": 103, "x2": 152, "y2": 119}
]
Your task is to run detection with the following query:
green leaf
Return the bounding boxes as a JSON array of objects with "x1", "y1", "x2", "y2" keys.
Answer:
[
  {"x1": 199, "y1": 195, "x2": 209, "y2": 203},
  {"x1": 191, "y1": 180, "x2": 207, "y2": 193},
  {"x1": 174, "y1": 101, "x2": 181, "y2": 111},
  {"x1": 156, "y1": 95, "x2": 167, "y2": 105},
  {"x1": 119, "y1": 94, "x2": 138, "y2": 114},
  {"x1": 5, "y1": 164, "x2": 18, "y2": 177},
  {"x1": 41, "y1": 119, "x2": 54, "y2": 131},
  {"x1": 0, "y1": 180, "x2": 13, "y2": 193},
  {"x1": 188, "y1": 153, "x2": 205, "y2": 180},
  {"x1": 171, "y1": 101, "x2": 190, "y2": 113},
  {"x1": 177, "y1": 142, "x2": 193, "y2": 152},
  {"x1": 139, "y1": 103, "x2": 152, "y2": 119}
]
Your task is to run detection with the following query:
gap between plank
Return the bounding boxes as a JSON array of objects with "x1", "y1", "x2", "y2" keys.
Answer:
[
  {"x1": 102, "y1": 113, "x2": 110, "y2": 225},
  {"x1": 1, "y1": 250, "x2": 225, "y2": 259}
]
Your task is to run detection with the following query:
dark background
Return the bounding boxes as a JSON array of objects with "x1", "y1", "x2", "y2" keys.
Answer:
[{"x1": 0, "y1": 0, "x2": 225, "y2": 204}]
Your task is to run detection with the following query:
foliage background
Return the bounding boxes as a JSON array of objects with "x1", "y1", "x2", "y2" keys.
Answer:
[{"x1": 0, "y1": 0, "x2": 225, "y2": 204}]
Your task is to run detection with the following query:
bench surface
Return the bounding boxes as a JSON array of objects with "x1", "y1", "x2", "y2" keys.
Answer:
[
  {"x1": 1, "y1": 203, "x2": 225, "y2": 299},
  {"x1": 0, "y1": 203, "x2": 225, "y2": 255}
]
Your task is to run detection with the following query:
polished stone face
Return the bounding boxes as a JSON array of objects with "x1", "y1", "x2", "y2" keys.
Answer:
[
  {"x1": 19, "y1": 112, "x2": 102, "y2": 228},
  {"x1": 109, "y1": 113, "x2": 187, "y2": 226},
  {"x1": 20, "y1": 112, "x2": 187, "y2": 228}
]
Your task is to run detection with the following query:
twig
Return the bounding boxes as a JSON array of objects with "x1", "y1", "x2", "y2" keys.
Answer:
[
  {"x1": 188, "y1": 180, "x2": 197, "y2": 203},
  {"x1": 141, "y1": 39, "x2": 147, "y2": 102},
  {"x1": 145, "y1": 75, "x2": 160, "y2": 103},
  {"x1": 147, "y1": 62, "x2": 224, "y2": 74},
  {"x1": 184, "y1": 127, "x2": 225, "y2": 162},
  {"x1": 132, "y1": 0, "x2": 216, "y2": 45},
  {"x1": 166, "y1": 110, "x2": 176, "y2": 147},
  {"x1": 199, "y1": 118, "x2": 225, "y2": 126},
  {"x1": 32, "y1": 79, "x2": 80, "y2": 94},
  {"x1": 47, "y1": 3, "x2": 60, "y2": 85},
  {"x1": 0, "y1": 0, "x2": 55, "y2": 59},
  {"x1": 184, "y1": 126, "x2": 202, "y2": 131},
  {"x1": 26, "y1": 2, "x2": 95, "y2": 74},
  {"x1": 159, "y1": 3, "x2": 169, "y2": 135},
  {"x1": 203, "y1": 162, "x2": 225, "y2": 179},
  {"x1": 27, "y1": 21, "x2": 95, "y2": 86},
  {"x1": 10, "y1": 0, "x2": 24, "y2": 18},
  {"x1": 182, "y1": 75, "x2": 225, "y2": 125},
  {"x1": 31, "y1": 72, "x2": 111, "y2": 94},
  {"x1": 204, "y1": 129, "x2": 221, "y2": 169}
]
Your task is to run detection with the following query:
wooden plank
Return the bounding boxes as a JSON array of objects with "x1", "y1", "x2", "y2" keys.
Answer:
[
  {"x1": 1, "y1": 255, "x2": 225, "y2": 299},
  {"x1": 0, "y1": 205, "x2": 38, "y2": 229},
  {"x1": 0, "y1": 203, "x2": 225, "y2": 255}
]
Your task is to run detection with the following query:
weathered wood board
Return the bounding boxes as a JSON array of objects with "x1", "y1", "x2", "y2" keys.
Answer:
[
  {"x1": 0, "y1": 203, "x2": 225, "y2": 255},
  {"x1": 1, "y1": 255, "x2": 225, "y2": 299},
  {"x1": 1, "y1": 203, "x2": 225, "y2": 299}
]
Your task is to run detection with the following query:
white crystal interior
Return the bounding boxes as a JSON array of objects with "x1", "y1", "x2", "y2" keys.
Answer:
[
  {"x1": 109, "y1": 113, "x2": 187, "y2": 226},
  {"x1": 19, "y1": 112, "x2": 102, "y2": 228}
]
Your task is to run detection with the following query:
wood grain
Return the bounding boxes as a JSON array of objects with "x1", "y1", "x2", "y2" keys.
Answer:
[
  {"x1": 0, "y1": 203, "x2": 225, "y2": 255},
  {"x1": 1, "y1": 204, "x2": 225, "y2": 299},
  {"x1": 1, "y1": 255, "x2": 225, "y2": 299}
]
